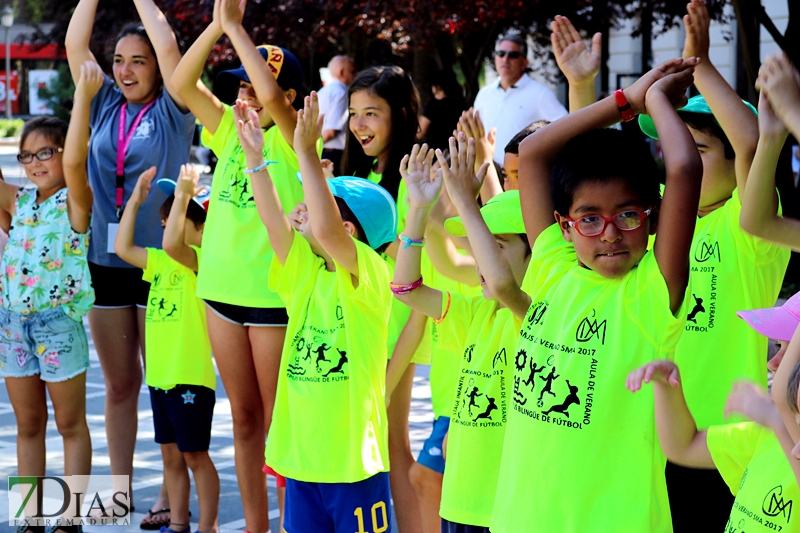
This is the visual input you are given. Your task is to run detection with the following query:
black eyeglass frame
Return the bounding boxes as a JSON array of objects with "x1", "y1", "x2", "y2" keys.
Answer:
[{"x1": 17, "y1": 147, "x2": 64, "y2": 164}]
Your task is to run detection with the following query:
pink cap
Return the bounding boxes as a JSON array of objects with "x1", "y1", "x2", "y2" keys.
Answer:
[{"x1": 737, "y1": 291, "x2": 800, "y2": 342}]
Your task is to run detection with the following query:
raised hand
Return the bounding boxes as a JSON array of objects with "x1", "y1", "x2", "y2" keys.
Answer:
[
  {"x1": 757, "y1": 88, "x2": 788, "y2": 140},
  {"x1": 724, "y1": 381, "x2": 782, "y2": 429},
  {"x1": 75, "y1": 60, "x2": 104, "y2": 101},
  {"x1": 288, "y1": 202, "x2": 308, "y2": 232},
  {"x1": 626, "y1": 57, "x2": 700, "y2": 116},
  {"x1": 758, "y1": 51, "x2": 800, "y2": 131},
  {"x1": 682, "y1": 0, "x2": 711, "y2": 62},
  {"x1": 294, "y1": 92, "x2": 324, "y2": 155},
  {"x1": 645, "y1": 67, "x2": 695, "y2": 114},
  {"x1": 626, "y1": 360, "x2": 680, "y2": 393},
  {"x1": 551, "y1": 15, "x2": 601, "y2": 86},
  {"x1": 220, "y1": 0, "x2": 246, "y2": 31},
  {"x1": 234, "y1": 99, "x2": 264, "y2": 162},
  {"x1": 457, "y1": 108, "x2": 495, "y2": 166},
  {"x1": 400, "y1": 143, "x2": 441, "y2": 211},
  {"x1": 436, "y1": 132, "x2": 488, "y2": 207},
  {"x1": 131, "y1": 166, "x2": 157, "y2": 205},
  {"x1": 176, "y1": 163, "x2": 200, "y2": 198}
]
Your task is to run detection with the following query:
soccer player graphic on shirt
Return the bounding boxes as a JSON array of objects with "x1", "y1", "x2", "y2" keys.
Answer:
[
  {"x1": 538, "y1": 366, "x2": 560, "y2": 407},
  {"x1": 687, "y1": 293, "x2": 706, "y2": 324},
  {"x1": 465, "y1": 385, "x2": 484, "y2": 417},
  {"x1": 303, "y1": 342, "x2": 313, "y2": 362},
  {"x1": 474, "y1": 396, "x2": 498, "y2": 422},
  {"x1": 542, "y1": 380, "x2": 580, "y2": 418},
  {"x1": 323, "y1": 349, "x2": 348, "y2": 377},
  {"x1": 164, "y1": 303, "x2": 178, "y2": 319},
  {"x1": 156, "y1": 297, "x2": 167, "y2": 316},
  {"x1": 314, "y1": 342, "x2": 332, "y2": 372},
  {"x1": 523, "y1": 359, "x2": 545, "y2": 392}
]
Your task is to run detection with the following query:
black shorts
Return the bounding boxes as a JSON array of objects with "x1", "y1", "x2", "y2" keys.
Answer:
[
  {"x1": 204, "y1": 299, "x2": 288, "y2": 327},
  {"x1": 149, "y1": 385, "x2": 215, "y2": 452},
  {"x1": 89, "y1": 262, "x2": 150, "y2": 308},
  {"x1": 441, "y1": 519, "x2": 489, "y2": 533}
]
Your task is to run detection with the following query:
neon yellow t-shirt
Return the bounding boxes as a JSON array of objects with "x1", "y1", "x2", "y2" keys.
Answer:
[
  {"x1": 197, "y1": 105, "x2": 305, "y2": 307},
  {"x1": 491, "y1": 224, "x2": 689, "y2": 533},
  {"x1": 438, "y1": 294, "x2": 519, "y2": 527},
  {"x1": 708, "y1": 422, "x2": 799, "y2": 532},
  {"x1": 677, "y1": 191, "x2": 789, "y2": 428},
  {"x1": 142, "y1": 247, "x2": 215, "y2": 391},
  {"x1": 266, "y1": 235, "x2": 392, "y2": 482}
]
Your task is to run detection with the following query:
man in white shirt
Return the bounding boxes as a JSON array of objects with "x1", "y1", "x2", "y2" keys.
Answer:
[
  {"x1": 318, "y1": 55, "x2": 356, "y2": 175},
  {"x1": 474, "y1": 33, "x2": 568, "y2": 166}
]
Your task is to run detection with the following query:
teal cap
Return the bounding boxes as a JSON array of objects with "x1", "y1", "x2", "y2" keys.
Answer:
[
  {"x1": 638, "y1": 94, "x2": 757, "y2": 139},
  {"x1": 326, "y1": 176, "x2": 398, "y2": 250},
  {"x1": 444, "y1": 190, "x2": 525, "y2": 237}
]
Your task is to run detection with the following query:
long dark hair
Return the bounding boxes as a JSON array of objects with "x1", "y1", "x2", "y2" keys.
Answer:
[{"x1": 341, "y1": 66, "x2": 419, "y2": 200}]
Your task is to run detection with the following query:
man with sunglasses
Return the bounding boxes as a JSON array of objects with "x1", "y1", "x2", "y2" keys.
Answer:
[{"x1": 474, "y1": 32, "x2": 567, "y2": 166}]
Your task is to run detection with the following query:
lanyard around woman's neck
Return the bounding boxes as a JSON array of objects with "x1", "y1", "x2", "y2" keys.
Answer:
[{"x1": 115, "y1": 99, "x2": 157, "y2": 219}]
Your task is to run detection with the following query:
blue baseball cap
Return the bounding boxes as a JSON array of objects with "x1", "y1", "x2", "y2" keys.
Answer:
[
  {"x1": 156, "y1": 179, "x2": 211, "y2": 211},
  {"x1": 639, "y1": 94, "x2": 757, "y2": 139},
  {"x1": 218, "y1": 45, "x2": 304, "y2": 96},
  {"x1": 328, "y1": 176, "x2": 397, "y2": 250}
]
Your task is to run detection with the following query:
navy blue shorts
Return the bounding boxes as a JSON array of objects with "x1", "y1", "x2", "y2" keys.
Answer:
[
  {"x1": 204, "y1": 299, "x2": 288, "y2": 327},
  {"x1": 284, "y1": 472, "x2": 392, "y2": 533},
  {"x1": 417, "y1": 416, "x2": 450, "y2": 473},
  {"x1": 149, "y1": 385, "x2": 215, "y2": 452},
  {"x1": 441, "y1": 519, "x2": 489, "y2": 533}
]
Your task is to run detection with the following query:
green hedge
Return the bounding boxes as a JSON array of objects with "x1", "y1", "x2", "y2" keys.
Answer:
[{"x1": 0, "y1": 118, "x2": 24, "y2": 138}]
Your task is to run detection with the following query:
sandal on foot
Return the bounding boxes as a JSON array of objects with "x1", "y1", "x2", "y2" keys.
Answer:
[{"x1": 140, "y1": 509, "x2": 171, "y2": 530}]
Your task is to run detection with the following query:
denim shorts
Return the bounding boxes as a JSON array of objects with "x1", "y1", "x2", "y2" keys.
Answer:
[
  {"x1": 0, "y1": 307, "x2": 90, "y2": 382},
  {"x1": 417, "y1": 416, "x2": 450, "y2": 474}
]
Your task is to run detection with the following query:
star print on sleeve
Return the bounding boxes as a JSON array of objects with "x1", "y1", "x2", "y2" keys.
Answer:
[{"x1": 181, "y1": 389, "x2": 195, "y2": 404}]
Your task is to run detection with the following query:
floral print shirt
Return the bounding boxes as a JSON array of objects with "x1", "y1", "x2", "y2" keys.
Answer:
[{"x1": 0, "y1": 188, "x2": 94, "y2": 319}]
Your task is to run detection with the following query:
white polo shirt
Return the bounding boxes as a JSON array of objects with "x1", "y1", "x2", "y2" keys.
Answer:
[
  {"x1": 474, "y1": 74, "x2": 568, "y2": 165},
  {"x1": 317, "y1": 78, "x2": 349, "y2": 151}
]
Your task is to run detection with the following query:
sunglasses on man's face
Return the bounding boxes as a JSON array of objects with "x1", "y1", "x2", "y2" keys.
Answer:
[{"x1": 495, "y1": 50, "x2": 523, "y2": 60}]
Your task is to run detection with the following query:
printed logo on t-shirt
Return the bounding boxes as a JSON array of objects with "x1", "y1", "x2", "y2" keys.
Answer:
[
  {"x1": 285, "y1": 301, "x2": 349, "y2": 383},
  {"x1": 725, "y1": 484, "x2": 793, "y2": 532},
  {"x1": 527, "y1": 300, "x2": 548, "y2": 327},
  {"x1": 687, "y1": 234, "x2": 721, "y2": 333},
  {"x1": 133, "y1": 119, "x2": 154, "y2": 140},
  {"x1": 216, "y1": 145, "x2": 262, "y2": 209},
  {"x1": 575, "y1": 309, "x2": 606, "y2": 344},
  {"x1": 452, "y1": 347, "x2": 507, "y2": 429},
  {"x1": 146, "y1": 268, "x2": 184, "y2": 323}
]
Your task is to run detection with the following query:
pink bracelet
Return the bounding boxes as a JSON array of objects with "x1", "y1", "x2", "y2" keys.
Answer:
[{"x1": 390, "y1": 276, "x2": 424, "y2": 295}]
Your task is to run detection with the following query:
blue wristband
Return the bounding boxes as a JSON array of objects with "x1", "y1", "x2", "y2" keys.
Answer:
[
  {"x1": 244, "y1": 160, "x2": 278, "y2": 174},
  {"x1": 399, "y1": 235, "x2": 426, "y2": 249}
]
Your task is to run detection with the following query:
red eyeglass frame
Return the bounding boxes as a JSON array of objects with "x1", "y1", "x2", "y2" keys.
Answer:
[{"x1": 565, "y1": 207, "x2": 652, "y2": 237}]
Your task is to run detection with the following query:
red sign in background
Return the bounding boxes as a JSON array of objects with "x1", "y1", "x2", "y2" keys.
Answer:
[{"x1": 0, "y1": 71, "x2": 20, "y2": 115}]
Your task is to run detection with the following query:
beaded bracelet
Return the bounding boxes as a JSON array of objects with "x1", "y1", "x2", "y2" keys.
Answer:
[
  {"x1": 399, "y1": 235, "x2": 426, "y2": 249},
  {"x1": 390, "y1": 276, "x2": 424, "y2": 295}
]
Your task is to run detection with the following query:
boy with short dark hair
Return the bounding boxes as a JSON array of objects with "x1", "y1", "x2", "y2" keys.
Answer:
[
  {"x1": 490, "y1": 57, "x2": 702, "y2": 533},
  {"x1": 637, "y1": 2, "x2": 790, "y2": 528},
  {"x1": 234, "y1": 93, "x2": 397, "y2": 533}
]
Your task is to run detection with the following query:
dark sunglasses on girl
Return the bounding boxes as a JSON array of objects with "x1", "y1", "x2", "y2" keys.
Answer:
[
  {"x1": 17, "y1": 147, "x2": 64, "y2": 164},
  {"x1": 494, "y1": 50, "x2": 523, "y2": 60}
]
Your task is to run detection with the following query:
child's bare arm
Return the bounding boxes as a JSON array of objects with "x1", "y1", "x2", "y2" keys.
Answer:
[
  {"x1": 221, "y1": 0, "x2": 298, "y2": 147},
  {"x1": 64, "y1": 0, "x2": 99, "y2": 84},
  {"x1": 648, "y1": 69, "x2": 704, "y2": 314},
  {"x1": 424, "y1": 224, "x2": 479, "y2": 286},
  {"x1": 233, "y1": 100, "x2": 294, "y2": 264},
  {"x1": 170, "y1": 0, "x2": 225, "y2": 134},
  {"x1": 551, "y1": 15, "x2": 601, "y2": 112},
  {"x1": 772, "y1": 325, "x2": 800, "y2": 444},
  {"x1": 739, "y1": 89, "x2": 800, "y2": 249},
  {"x1": 394, "y1": 144, "x2": 446, "y2": 318},
  {"x1": 683, "y1": 0, "x2": 758, "y2": 199},
  {"x1": 132, "y1": 0, "x2": 188, "y2": 110},
  {"x1": 163, "y1": 164, "x2": 199, "y2": 271},
  {"x1": 114, "y1": 168, "x2": 155, "y2": 269},
  {"x1": 758, "y1": 51, "x2": 800, "y2": 141},
  {"x1": 438, "y1": 134, "x2": 531, "y2": 319},
  {"x1": 386, "y1": 310, "x2": 427, "y2": 401},
  {"x1": 63, "y1": 61, "x2": 100, "y2": 235},
  {"x1": 627, "y1": 360, "x2": 714, "y2": 467},
  {"x1": 518, "y1": 57, "x2": 700, "y2": 246}
]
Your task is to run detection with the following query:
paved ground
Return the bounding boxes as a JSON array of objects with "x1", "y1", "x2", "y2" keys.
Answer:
[
  {"x1": 0, "y1": 323, "x2": 435, "y2": 532},
  {"x1": 0, "y1": 143, "x2": 436, "y2": 531}
]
